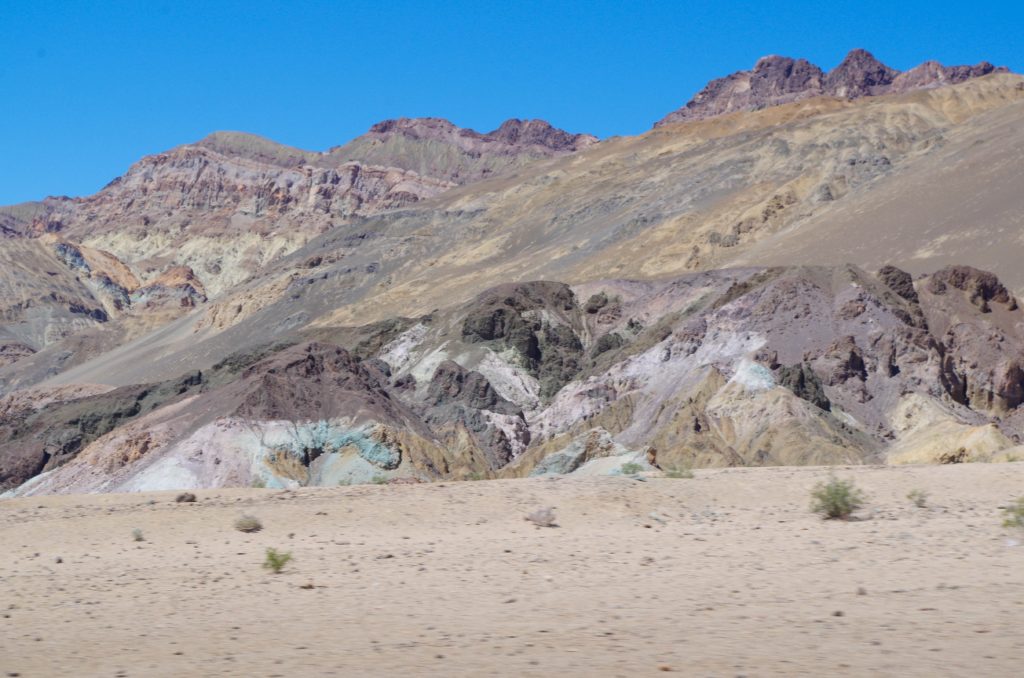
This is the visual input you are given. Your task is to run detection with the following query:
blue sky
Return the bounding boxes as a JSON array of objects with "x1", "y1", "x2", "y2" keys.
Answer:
[{"x1": 1, "y1": 0, "x2": 1021, "y2": 205}]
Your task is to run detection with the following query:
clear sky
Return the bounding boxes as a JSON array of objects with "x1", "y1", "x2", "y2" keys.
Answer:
[{"x1": 1, "y1": 0, "x2": 1021, "y2": 205}]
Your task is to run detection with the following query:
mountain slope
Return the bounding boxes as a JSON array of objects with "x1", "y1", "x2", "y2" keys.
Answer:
[
  {"x1": 3, "y1": 72, "x2": 1023, "y2": 398},
  {"x1": 731, "y1": 92, "x2": 1024, "y2": 276},
  {"x1": 197, "y1": 73, "x2": 1024, "y2": 335},
  {"x1": 4, "y1": 54, "x2": 1024, "y2": 496},
  {"x1": 0, "y1": 117, "x2": 595, "y2": 299}
]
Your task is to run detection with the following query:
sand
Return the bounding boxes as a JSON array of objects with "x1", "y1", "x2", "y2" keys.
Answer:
[{"x1": 1, "y1": 463, "x2": 1022, "y2": 677}]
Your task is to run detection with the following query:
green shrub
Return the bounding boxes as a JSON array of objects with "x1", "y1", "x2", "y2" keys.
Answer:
[
  {"x1": 263, "y1": 548, "x2": 293, "y2": 574},
  {"x1": 907, "y1": 489, "x2": 928, "y2": 508},
  {"x1": 620, "y1": 462, "x2": 643, "y2": 475},
  {"x1": 1002, "y1": 497, "x2": 1024, "y2": 529},
  {"x1": 251, "y1": 477, "x2": 267, "y2": 489},
  {"x1": 664, "y1": 467, "x2": 694, "y2": 479},
  {"x1": 371, "y1": 475, "x2": 389, "y2": 485},
  {"x1": 810, "y1": 476, "x2": 865, "y2": 520},
  {"x1": 234, "y1": 514, "x2": 263, "y2": 533},
  {"x1": 132, "y1": 528, "x2": 145, "y2": 542}
]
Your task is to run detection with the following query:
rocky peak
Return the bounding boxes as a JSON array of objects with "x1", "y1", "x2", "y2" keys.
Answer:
[
  {"x1": 194, "y1": 131, "x2": 314, "y2": 167},
  {"x1": 891, "y1": 60, "x2": 1006, "y2": 92},
  {"x1": 751, "y1": 56, "x2": 825, "y2": 96},
  {"x1": 364, "y1": 116, "x2": 596, "y2": 153},
  {"x1": 481, "y1": 118, "x2": 598, "y2": 152},
  {"x1": 824, "y1": 48, "x2": 898, "y2": 98},
  {"x1": 926, "y1": 265, "x2": 1016, "y2": 312},
  {"x1": 367, "y1": 117, "x2": 458, "y2": 139},
  {"x1": 655, "y1": 49, "x2": 1010, "y2": 127}
]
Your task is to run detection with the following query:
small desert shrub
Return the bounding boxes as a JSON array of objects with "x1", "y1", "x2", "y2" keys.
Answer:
[
  {"x1": 371, "y1": 475, "x2": 389, "y2": 485},
  {"x1": 263, "y1": 548, "x2": 292, "y2": 574},
  {"x1": 525, "y1": 507, "x2": 557, "y2": 527},
  {"x1": 1002, "y1": 497, "x2": 1024, "y2": 529},
  {"x1": 810, "y1": 476, "x2": 866, "y2": 520},
  {"x1": 664, "y1": 466, "x2": 694, "y2": 479},
  {"x1": 250, "y1": 477, "x2": 267, "y2": 489},
  {"x1": 234, "y1": 514, "x2": 263, "y2": 533},
  {"x1": 175, "y1": 492, "x2": 197, "y2": 503},
  {"x1": 132, "y1": 528, "x2": 145, "y2": 542},
  {"x1": 907, "y1": 489, "x2": 928, "y2": 508},
  {"x1": 620, "y1": 462, "x2": 643, "y2": 475}
]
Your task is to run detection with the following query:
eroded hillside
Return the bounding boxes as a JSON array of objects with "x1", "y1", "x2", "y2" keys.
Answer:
[
  {"x1": 6, "y1": 262, "x2": 1024, "y2": 495},
  {"x1": 3, "y1": 53, "x2": 1024, "y2": 495}
]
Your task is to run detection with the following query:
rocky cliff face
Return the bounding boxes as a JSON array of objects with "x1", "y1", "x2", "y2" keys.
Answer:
[{"x1": 656, "y1": 49, "x2": 1008, "y2": 126}]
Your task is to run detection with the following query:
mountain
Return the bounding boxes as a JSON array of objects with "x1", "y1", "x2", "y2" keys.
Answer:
[
  {"x1": 3, "y1": 51, "x2": 1024, "y2": 495},
  {"x1": 0, "y1": 118, "x2": 593, "y2": 294},
  {"x1": 324, "y1": 117, "x2": 597, "y2": 184},
  {"x1": 655, "y1": 48, "x2": 1007, "y2": 126},
  {"x1": 0, "y1": 117, "x2": 595, "y2": 358}
]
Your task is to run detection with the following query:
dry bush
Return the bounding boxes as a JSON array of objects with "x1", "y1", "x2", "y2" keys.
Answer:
[
  {"x1": 1003, "y1": 497, "x2": 1024, "y2": 529},
  {"x1": 525, "y1": 507, "x2": 557, "y2": 527},
  {"x1": 234, "y1": 515, "x2": 263, "y2": 533}
]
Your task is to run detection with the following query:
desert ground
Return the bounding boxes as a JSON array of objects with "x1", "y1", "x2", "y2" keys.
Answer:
[{"x1": 1, "y1": 463, "x2": 1022, "y2": 677}]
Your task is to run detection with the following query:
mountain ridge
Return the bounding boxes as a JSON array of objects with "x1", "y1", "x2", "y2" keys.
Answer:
[{"x1": 655, "y1": 48, "x2": 1009, "y2": 126}]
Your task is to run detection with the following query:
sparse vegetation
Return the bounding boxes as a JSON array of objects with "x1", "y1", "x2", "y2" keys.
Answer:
[
  {"x1": 1002, "y1": 497, "x2": 1024, "y2": 529},
  {"x1": 664, "y1": 466, "x2": 694, "y2": 479},
  {"x1": 371, "y1": 474, "x2": 389, "y2": 485},
  {"x1": 620, "y1": 462, "x2": 644, "y2": 475},
  {"x1": 907, "y1": 489, "x2": 928, "y2": 508},
  {"x1": 810, "y1": 476, "x2": 866, "y2": 520},
  {"x1": 525, "y1": 507, "x2": 557, "y2": 527},
  {"x1": 263, "y1": 548, "x2": 293, "y2": 573},
  {"x1": 250, "y1": 477, "x2": 267, "y2": 489},
  {"x1": 132, "y1": 528, "x2": 145, "y2": 542},
  {"x1": 234, "y1": 514, "x2": 263, "y2": 533}
]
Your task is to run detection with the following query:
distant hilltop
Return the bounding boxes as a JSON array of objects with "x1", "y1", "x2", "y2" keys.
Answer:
[{"x1": 656, "y1": 48, "x2": 1008, "y2": 126}]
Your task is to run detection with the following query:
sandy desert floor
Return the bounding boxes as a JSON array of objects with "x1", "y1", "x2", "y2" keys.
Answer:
[{"x1": 1, "y1": 463, "x2": 1022, "y2": 677}]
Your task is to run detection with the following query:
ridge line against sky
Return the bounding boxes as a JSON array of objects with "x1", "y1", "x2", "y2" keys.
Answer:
[{"x1": 2, "y1": 0, "x2": 1022, "y2": 205}]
